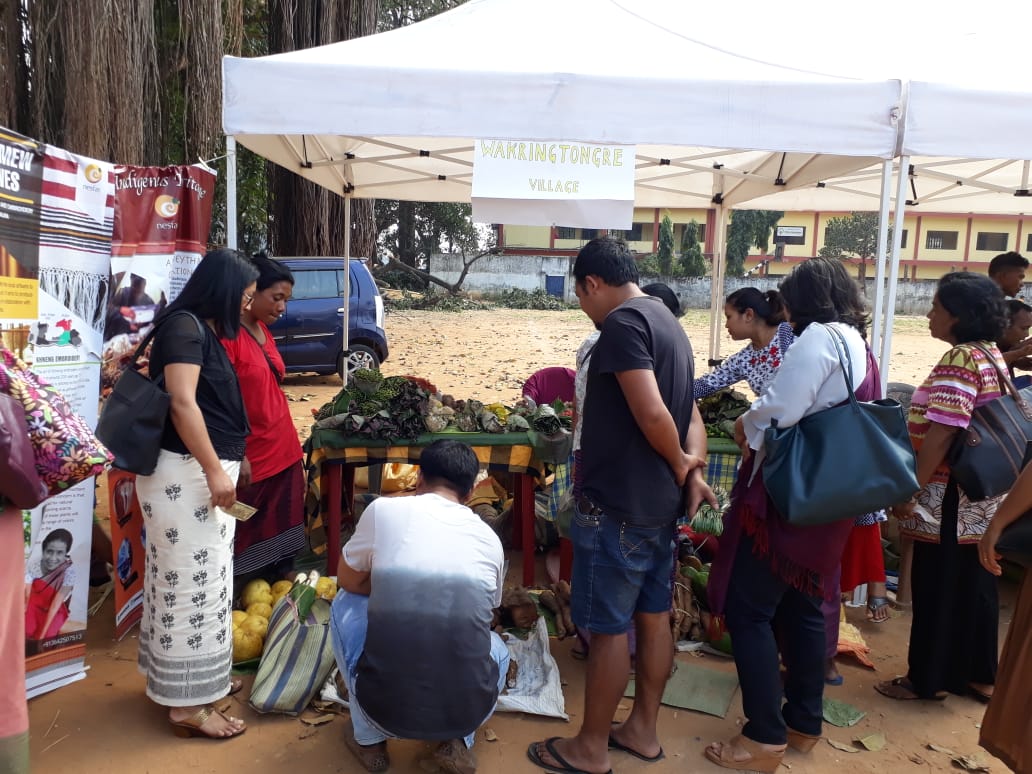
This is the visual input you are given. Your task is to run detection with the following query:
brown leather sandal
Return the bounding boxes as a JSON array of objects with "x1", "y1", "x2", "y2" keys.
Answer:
[
  {"x1": 704, "y1": 735, "x2": 785, "y2": 772},
  {"x1": 169, "y1": 705, "x2": 246, "y2": 739},
  {"x1": 786, "y1": 727, "x2": 821, "y2": 752}
]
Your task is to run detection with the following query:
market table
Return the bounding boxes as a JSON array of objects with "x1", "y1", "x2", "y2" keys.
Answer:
[{"x1": 305, "y1": 429, "x2": 543, "y2": 584}]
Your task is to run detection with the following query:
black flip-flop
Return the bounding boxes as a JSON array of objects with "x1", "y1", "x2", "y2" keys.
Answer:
[
  {"x1": 968, "y1": 685, "x2": 993, "y2": 703},
  {"x1": 875, "y1": 676, "x2": 947, "y2": 701},
  {"x1": 608, "y1": 733, "x2": 665, "y2": 762},
  {"x1": 527, "y1": 737, "x2": 612, "y2": 774}
]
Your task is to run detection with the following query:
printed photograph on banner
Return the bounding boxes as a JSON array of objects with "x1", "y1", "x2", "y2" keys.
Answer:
[
  {"x1": 108, "y1": 469, "x2": 144, "y2": 639},
  {"x1": 23, "y1": 485, "x2": 92, "y2": 659},
  {"x1": 0, "y1": 129, "x2": 44, "y2": 321},
  {"x1": 103, "y1": 165, "x2": 215, "y2": 394}
]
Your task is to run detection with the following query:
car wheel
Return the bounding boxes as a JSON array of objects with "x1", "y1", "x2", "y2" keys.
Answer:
[{"x1": 338, "y1": 344, "x2": 379, "y2": 380}]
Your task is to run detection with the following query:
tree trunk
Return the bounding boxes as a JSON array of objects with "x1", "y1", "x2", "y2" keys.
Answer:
[
  {"x1": 268, "y1": 0, "x2": 377, "y2": 258},
  {"x1": 0, "y1": 0, "x2": 29, "y2": 133},
  {"x1": 397, "y1": 201, "x2": 418, "y2": 266}
]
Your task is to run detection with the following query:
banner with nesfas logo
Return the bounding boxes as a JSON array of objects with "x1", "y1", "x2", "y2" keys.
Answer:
[{"x1": 104, "y1": 164, "x2": 215, "y2": 639}]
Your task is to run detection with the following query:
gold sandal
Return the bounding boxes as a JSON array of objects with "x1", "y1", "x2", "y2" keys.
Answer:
[
  {"x1": 705, "y1": 735, "x2": 784, "y2": 772},
  {"x1": 169, "y1": 705, "x2": 247, "y2": 739}
]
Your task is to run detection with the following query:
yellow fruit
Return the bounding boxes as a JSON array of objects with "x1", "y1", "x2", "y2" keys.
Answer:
[
  {"x1": 315, "y1": 577, "x2": 337, "y2": 600},
  {"x1": 232, "y1": 628, "x2": 263, "y2": 662},
  {"x1": 271, "y1": 590, "x2": 288, "y2": 607},
  {"x1": 246, "y1": 602, "x2": 272, "y2": 620},
  {"x1": 271, "y1": 580, "x2": 293, "y2": 596},
  {"x1": 232, "y1": 610, "x2": 249, "y2": 626},
  {"x1": 241, "y1": 579, "x2": 273, "y2": 607},
  {"x1": 241, "y1": 614, "x2": 269, "y2": 639}
]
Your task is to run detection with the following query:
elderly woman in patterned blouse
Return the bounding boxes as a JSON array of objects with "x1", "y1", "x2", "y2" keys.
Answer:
[{"x1": 877, "y1": 272, "x2": 1009, "y2": 703}]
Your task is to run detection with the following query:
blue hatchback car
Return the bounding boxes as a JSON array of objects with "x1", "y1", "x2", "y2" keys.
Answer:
[{"x1": 269, "y1": 257, "x2": 388, "y2": 379}]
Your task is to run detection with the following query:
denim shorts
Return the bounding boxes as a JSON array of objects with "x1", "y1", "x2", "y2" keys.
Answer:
[{"x1": 569, "y1": 504, "x2": 675, "y2": 634}]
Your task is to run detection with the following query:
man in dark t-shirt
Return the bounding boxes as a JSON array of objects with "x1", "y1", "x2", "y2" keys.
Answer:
[{"x1": 529, "y1": 238, "x2": 715, "y2": 774}]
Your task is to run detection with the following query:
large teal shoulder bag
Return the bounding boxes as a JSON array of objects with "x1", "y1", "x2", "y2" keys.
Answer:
[{"x1": 762, "y1": 325, "x2": 919, "y2": 526}]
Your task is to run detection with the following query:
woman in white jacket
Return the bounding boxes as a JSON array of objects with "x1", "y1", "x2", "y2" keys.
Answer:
[{"x1": 704, "y1": 258, "x2": 880, "y2": 772}]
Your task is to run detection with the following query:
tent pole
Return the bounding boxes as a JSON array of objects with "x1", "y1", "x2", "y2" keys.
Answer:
[
  {"x1": 871, "y1": 160, "x2": 893, "y2": 368},
  {"x1": 226, "y1": 136, "x2": 238, "y2": 250},
  {"x1": 879, "y1": 155, "x2": 910, "y2": 396},
  {"x1": 707, "y1": 203, "x2": 728, "y2": 365},
  {"x1": 343, "y1": 195, "x2": 351, "y2": 357}
]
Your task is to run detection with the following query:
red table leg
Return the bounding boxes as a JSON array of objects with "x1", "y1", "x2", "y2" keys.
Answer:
[
  {"x1": 324, "y1": 463, "x2": 342, "y2": 578},
  {"x1": 513, "y1": 472, "x2": 535, "y2": 586}
]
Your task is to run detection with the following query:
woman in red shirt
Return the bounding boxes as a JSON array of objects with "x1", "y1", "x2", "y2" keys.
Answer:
[{"x1": 221, "y1": 254, "x2": 306, "y2": 580}]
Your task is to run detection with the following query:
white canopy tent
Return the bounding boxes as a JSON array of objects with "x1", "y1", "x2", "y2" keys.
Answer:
[
  {"x1": 224, "y1": 0, "x2": 1032, "y2": 381},
  {"x1": 223, "y1": 0, "x2": 906, "y2": 366}
]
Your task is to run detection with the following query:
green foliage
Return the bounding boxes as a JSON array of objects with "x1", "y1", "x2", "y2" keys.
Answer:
[
  {"x1": 818, "y1": 212, "x2": 880, "y2": 280},
  {"x1": 377, "y1": 0, "x2": 464, "y2": 31},
  {"x1": 490, "y1": 288, "x2": 570, "y2": 310},
  {"x1": 726, "y1": 210, "x2": 783, "y2": 276},
  {"x1": 681, "y1": 220, "x2": 707, "y2": 277},
  {"x1": 657, "y1": 215, "x2": 675, "y2": 275},
  {"x1": 374, "y1": 267, "x2": 427, "y2": 291},
  {"x1": 636, "y1": 253, "x2": 663, "y2": 276},
  {"x1": 386, "y1": 289, "x2": 487, "y2": 312},
  {"x1": 376, "y1": 200, "x2": 482, "y2": 267}
]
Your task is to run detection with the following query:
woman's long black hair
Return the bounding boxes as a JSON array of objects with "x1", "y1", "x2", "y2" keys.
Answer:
[
  {"x1": 779, "y1": 257, "x2": 869, "y2": 337},
  {"x1": 159, "y1": 248, "x2": 259, "y2": 339}
]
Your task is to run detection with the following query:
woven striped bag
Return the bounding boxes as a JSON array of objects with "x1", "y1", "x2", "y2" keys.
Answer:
[{"x1": 249, "y1": 595, "x2": 335, "y2": 715}]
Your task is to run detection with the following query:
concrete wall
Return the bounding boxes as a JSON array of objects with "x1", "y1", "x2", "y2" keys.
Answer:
[
  {"x1": 431, "y1": 253, "x2": 942, "y2": 314},
  {"x1": 638, "y1": 275, "x2": 938, "y2": 316},
  {"x1": 430, "y1": 253, "x2": 573, "y2": 296}
]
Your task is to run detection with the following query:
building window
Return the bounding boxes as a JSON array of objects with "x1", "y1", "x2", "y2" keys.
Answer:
[
  {"x1": 900, "y1": 229, "x2": 908, "y2": 249},
  {"x1": 976, "y1": 232, "x2": 1009, "y2": 252},
  {"x1": 925, "y1": 230, "x2": 958, "y2": 250},
  {"x1": 696, "y1": 224, "x2": 706, "y2": 243},
  {"x1": 1027, "y1": 233, "x2": 1032, "y2": 252},
  {"x1": 555, "y1": 226, "x2": 578, "y2": 240},
  {"x1": 581, "y1": 228, "x2": 600, "y2": 240},
  {"x1": 610, "y1": 223, "x2": 644, "y2": 242}
]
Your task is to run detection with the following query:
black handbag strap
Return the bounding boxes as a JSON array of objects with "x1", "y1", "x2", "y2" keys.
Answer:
[
  {"x1": 967, "y1": 341, "x2": 1032, "y2": 419},
  {"x1": 127, "y1": 311, "x2": 206, "y2": 376},
  {"x1": 822, "y1": 324, "x2": 863, "y2": 409},
  {"x1": 244, "y1": 325, "x2": 283, "y2": 385}
]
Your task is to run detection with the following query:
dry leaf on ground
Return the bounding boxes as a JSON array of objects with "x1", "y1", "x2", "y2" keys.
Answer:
[
  {"x1": 855, "y1": 733, "x2": 886, "y2": 751},
  {"x1": 828, "y1": 739, "x2": 860, "y2": 754}
]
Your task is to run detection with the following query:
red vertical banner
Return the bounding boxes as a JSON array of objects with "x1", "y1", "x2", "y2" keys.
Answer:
[{"x1": 104, "y1": 165, "x2": 215, "y2": 638}]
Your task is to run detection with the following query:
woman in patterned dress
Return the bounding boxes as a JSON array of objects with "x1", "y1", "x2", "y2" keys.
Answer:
[
  {"x1": 877, "y1": 272, "x2": 1008, "y2": 702},
  {"x1": 134, "y1": 249, "x2": 258, "y2": 739},
  {"x1": 693, "y1": 287, "x2": 793, "y2": 400}
]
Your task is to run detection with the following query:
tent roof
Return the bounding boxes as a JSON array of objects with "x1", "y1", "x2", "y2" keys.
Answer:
[{"x1": 223, "y1": 0, "x2": 901, "y2": 207}]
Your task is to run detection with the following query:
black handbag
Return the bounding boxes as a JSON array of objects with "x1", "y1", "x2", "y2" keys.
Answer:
[
  {"x1": 947, "y1": 343, "x2": 1032, "y2": 501},
  {"x1": 96, "y1": 313, "x2": 202, "y2": 476},
  {"x1": 762, "y1": 325, "x2": 919, "y2": 526},
  {"x1": 996, "y1": 512, "x2": 1032, "y2": 567}
]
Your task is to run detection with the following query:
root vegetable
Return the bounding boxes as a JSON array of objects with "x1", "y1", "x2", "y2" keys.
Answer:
[
  {"x1": 556, "y1": 579, "x2": 572, "y2": 604},
  {"x1": 538, "y1": 590, "x2": 566, "y2": 638}
]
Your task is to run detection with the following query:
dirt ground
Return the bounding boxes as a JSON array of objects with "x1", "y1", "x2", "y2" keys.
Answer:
[{"x1": 28, "y1": 307, "x2": 1014, "y2": 773}]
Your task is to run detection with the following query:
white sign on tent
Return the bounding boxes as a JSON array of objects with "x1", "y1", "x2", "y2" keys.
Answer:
[{"x1": 472, "y1": 138, "x2": 635, "y2": 229}]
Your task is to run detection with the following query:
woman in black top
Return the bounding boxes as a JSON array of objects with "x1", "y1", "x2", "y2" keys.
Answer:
[{"x1": 134, "y1": 249, "x2": 258, "y2": 740}]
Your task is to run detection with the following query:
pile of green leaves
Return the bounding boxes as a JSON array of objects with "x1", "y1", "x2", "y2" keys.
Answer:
[
  {"x1": 314, "y1": 373, "x2": 429, "y2": 443},
  {"x1": 697, "y1": 388, "x2": 751, "y2": 439},
  {"x1": 489, "y1": 288, "x2": 571, "y2": 311},
  {"x1": 509, "y1": 398, "x2": 573, "y2": 434}
]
